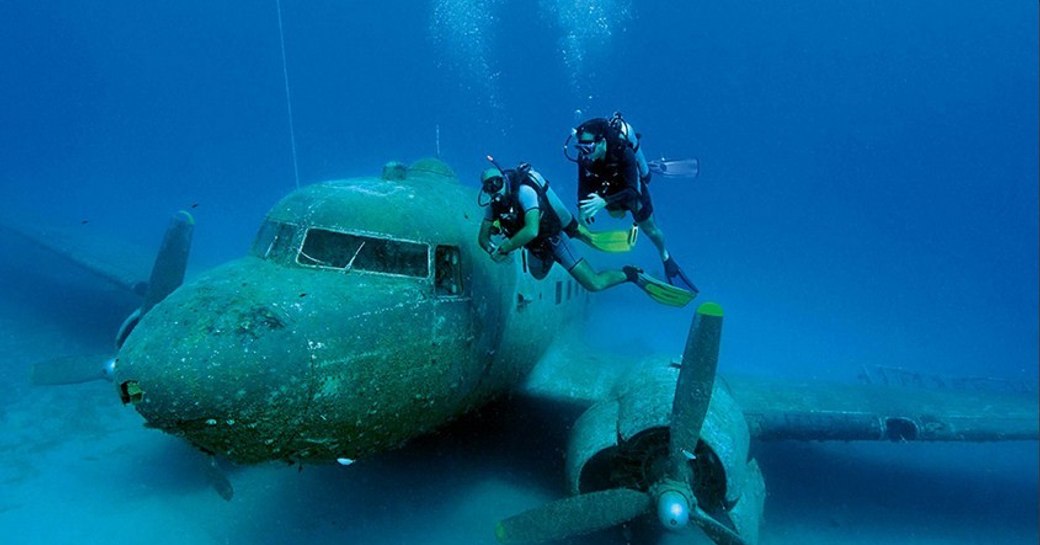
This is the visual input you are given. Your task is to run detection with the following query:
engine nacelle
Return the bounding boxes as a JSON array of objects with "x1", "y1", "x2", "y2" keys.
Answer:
[{"x1": 565, "y1": 358, "x2": 766, "y2": 543}]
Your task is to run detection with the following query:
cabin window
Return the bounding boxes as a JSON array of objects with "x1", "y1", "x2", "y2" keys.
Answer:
[
  {"x1": 297, "y1": 228, "x2": 429, "y2": 278},
  {"x1": 434, "y1": 245, "x2": 463, "y2": 296},
  {"x1": 252, "y1": 220, "x2": 298, "y2": 260}
]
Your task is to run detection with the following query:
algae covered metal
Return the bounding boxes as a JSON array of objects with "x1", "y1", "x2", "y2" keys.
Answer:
[{"x1": 115, "y1": 159, "x2": 589, "y2": 464}]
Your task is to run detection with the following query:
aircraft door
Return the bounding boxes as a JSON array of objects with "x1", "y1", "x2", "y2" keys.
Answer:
[{"x1": 430, "y1": 245, "x2": 479, "y2": 393}]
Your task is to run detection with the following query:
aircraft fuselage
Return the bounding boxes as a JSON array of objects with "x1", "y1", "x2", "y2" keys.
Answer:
[{"x1": 114, "y1": 159, "x2": 589, "y2": 464}]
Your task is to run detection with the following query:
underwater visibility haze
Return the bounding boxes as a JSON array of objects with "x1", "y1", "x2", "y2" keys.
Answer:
[{"x1": 0, "y1": 1, "x2": 1036, "y2": 544}]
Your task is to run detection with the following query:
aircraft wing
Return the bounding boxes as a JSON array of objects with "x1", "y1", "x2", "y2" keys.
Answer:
[
  {"x1": 521, "y1": 342, "x2": 1038, "y2": 443},
  {"x1": 520, "y1": 338, "x2": 630, "y2": 407},
  {"x1": 724, "y1": 372, "x2": 1038, "y2": 442},
  {"x1": 4, "y1": 212, "x2": 194, "y2": 386},
  {"x1": 0, "y1": 215, "x2": 150, "y2": 295}
]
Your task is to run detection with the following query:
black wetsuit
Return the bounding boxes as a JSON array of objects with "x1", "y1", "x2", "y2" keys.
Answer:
[{"x1": 578, "y1": 145, "x2": 654, "y2": 223}]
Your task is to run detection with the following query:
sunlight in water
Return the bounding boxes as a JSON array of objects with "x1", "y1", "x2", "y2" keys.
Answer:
[
  {"x1": 539, "y1": 0, "x2": 633, "y2": 102},
  {"x1": 430, "y1": 0, "x2": 632, "y2": 112},
  {"x1": 430, "y1": 0, "x2": 505, "y2": 111}
]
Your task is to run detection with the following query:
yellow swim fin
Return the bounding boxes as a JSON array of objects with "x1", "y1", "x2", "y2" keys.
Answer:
[
  {"x1": 577, "y1": 223, "x2": 639, "y2": 253},
  {"x1": 636, "y1": 271, "x2": 697, "y2": 307}
]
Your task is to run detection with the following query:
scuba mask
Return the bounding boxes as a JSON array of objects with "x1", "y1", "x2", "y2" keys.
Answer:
[
  {"x1": 478, "y1": 155, "x2": 531, "y2": 210},
  {"x1": 573, "y1": 138, "x2": 602, "y2": 169},
  {"x1": 564, "y1": 123, "x2": 606, "y2": 164},
  {"x1": 565, "y1": 112, "x2": 636, "y2": 163},
  {"x1": 575, "y1": 139, "x2": 597, "y2": 156},
  {"x1": 478, "y1": 174, "x2": 505, "y2": 207},
  {"x1": 478, "y1": 159, "x2": 508, "y2": 208},
  {"x1": 563, "y1": 129, "x2": 594, "y2": 163},
  {"x1": 482, "y1": 173, "x2": 505, "y2": 194},
  {"x1": 477, "y1": 170, "x2": 516, "y2": 232}
]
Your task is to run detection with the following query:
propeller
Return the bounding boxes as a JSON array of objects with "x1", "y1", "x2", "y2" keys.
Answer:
[
  {"x1": 495, "y1": 488, "x2": 650, "y2": 544},
  {"x1": 25, "y1": 211, "x2": 232, "y2": 501},
  {"x1": 31, "y1": 211, "x2": 195, "y2": 385},
  {"x1": 115, "y1": 210, "x2": 195, "y2": 349},
  {"x1": 496, "y1": 302, "x2": 749, "y2": 545}
]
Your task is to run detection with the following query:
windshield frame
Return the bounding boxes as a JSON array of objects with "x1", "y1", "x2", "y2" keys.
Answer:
[{"x1": 295, "y1": 226, "x2": 432, "y2": 280}]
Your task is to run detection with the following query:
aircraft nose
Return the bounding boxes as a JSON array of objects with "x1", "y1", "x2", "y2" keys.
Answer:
[
  {"x1": 112, "y1": 257, "x2": 451, "y2": 465},
  {"x1": 113, "y1": 261, "x2": 313, "y2": 463}
]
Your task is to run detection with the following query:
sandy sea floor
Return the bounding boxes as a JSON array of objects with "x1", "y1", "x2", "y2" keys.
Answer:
[{"x1": 0, "y1": 274, "x2": 1036, "y2": 545}]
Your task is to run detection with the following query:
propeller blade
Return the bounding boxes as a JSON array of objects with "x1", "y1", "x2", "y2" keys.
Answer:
[
  {"x1": 140, "y1": 211, "x2": 194, "y2": 315},
  {"x1": 496, "y1": 487, "x2": 651, "y2": 544},
  {"x1": 691, "y1": 504, "x2": 749, "y2": 545},
  {"x1": 669, "y1": 302, "x2": 724, "y2": 466},
  {"x1": 30, "y1": 354, "x2": 114, "y2": 385},
  {"x1": 203, "y1": 456, "x2": 234, "y2": 501},
  {"x1": 31, "y1": 212, "x2": 194, "y2": 385}
]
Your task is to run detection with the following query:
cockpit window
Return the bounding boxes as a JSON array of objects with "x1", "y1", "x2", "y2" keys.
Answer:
[
  {"x1": 252, "y1": 220, "x2": 298, "y2": 260},
  {"x1": 297, "y1": 228, "x2": 429, "y2": 278}
]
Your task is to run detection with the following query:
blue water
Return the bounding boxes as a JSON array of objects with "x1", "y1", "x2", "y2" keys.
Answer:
[{"x1": 1, "y1": 1, "x2": 1036, "y2": 544}]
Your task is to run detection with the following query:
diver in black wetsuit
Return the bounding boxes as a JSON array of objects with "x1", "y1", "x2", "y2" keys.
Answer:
[
  {"x1": 476, "y1": 161, "x2": 693, "y2": 307},
  {"x1": 570, "y1": 114, "x2": 698, "y2": 293},
  {"x1": 477, "y1": 163, "x2": 632, "y2": 291}
]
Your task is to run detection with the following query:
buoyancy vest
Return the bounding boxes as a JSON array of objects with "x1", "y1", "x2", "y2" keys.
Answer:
[{"x1": 490, "y1": 166, "x2": 563, "y2": 245}]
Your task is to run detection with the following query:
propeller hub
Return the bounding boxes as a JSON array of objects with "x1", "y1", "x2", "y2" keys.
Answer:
[
  {"x1": 102, "y1": 358, "x2": 116, "y2": 381},
  {"x1": 656, "y1": 488, "x2": 690, "y2": 530}
]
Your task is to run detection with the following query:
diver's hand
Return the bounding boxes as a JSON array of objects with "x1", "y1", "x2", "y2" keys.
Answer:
[
  {"x1": 488, "y1": 244, "x2": 510, "y2": 263},
  {"x1": 579, "y1": 193, "x2": 607, "y2": 224}
]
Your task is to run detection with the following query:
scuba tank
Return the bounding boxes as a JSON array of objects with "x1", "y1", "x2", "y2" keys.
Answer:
[{"x1": 608, "y1": 112, "x2": 651, "y2": 182}]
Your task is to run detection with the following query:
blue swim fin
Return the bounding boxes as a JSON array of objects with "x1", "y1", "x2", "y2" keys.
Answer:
[
  {"x1": 664, "y1": 257, "x2": 699, "y2": 293},
  {"x1": 648, "y1": 158, "x2": 699, "y2": 179}
]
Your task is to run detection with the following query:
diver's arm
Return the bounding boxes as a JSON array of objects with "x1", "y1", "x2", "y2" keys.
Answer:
[
  {"x1": 582, "y1": 174, "x2": 637, "y2": 220},
  {"x1": 603, "y1": 188, "x2": 638, "y2": 205},
  {"x1": 477, "y1": 219, "x2": 495, "y2": 254},
  {"x1": 498, "y1": 209, "x2": 540, "y2": 253}
]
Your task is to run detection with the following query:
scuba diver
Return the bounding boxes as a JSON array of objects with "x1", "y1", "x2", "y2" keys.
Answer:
[
  {"x1": 565, "y1": 112, "x2": 699, "y2": 294},
  {"x1": 476, "y1": 159, "x2": 694, "y2": 307}
]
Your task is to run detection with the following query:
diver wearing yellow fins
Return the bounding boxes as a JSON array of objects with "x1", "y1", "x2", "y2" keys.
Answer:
[
  {"x1": 476, "y1": 157, "x2": 694, "y2": 307},
  {"x1": 565, "y1": 112, "x2": 700, "y2": 294},
  {"x1": 575, "y1": 220, "x2": 640, "y2": 253}
]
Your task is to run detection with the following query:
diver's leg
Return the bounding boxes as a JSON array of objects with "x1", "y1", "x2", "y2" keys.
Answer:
[
  {"x1": 636, "y1": 214, "x2": 670, "y2": 262},
  {"x1": 563, "y1": 217, "x2": 595, "y2": 248},
  {"x1": 551, "y1": 234, "x2": 629, "y2": 291},
  {"x1": 632, "y1": 187, "x2": 669, "y2": 261},
  {"x1": 568, "y1": 260, "x2": 628, "y2": 292},
  {"x1": 636, "y1": 212, "x2": 698, "y2": 292}
]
